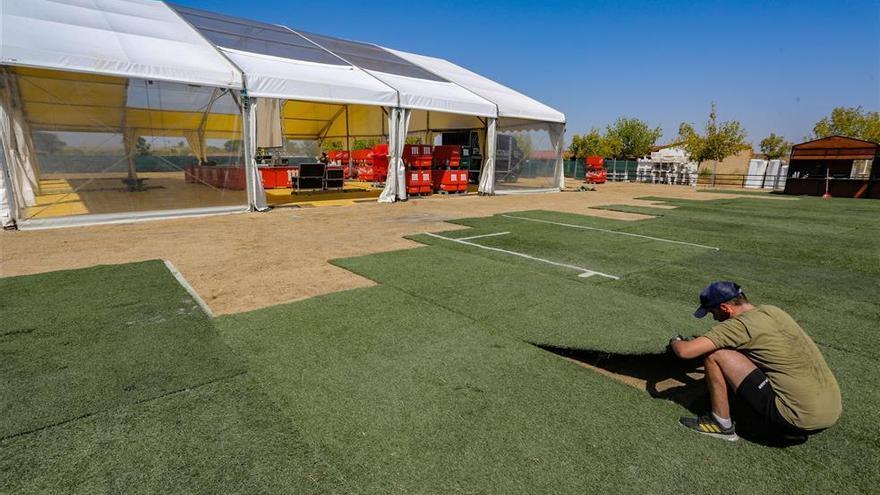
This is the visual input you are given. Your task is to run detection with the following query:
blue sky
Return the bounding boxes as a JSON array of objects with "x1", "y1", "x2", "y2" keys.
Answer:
[{"x1": 174, "y1": 0, "x2": 879, "y2": 146}]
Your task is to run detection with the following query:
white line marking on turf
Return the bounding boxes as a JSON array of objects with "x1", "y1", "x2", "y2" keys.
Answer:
[
  {"x1": 423, "y1": 232, "x2": 619, "y2": 280},
  {"x1": 164, "y1": 260, "x2": 215, "y2": 318},
  {"x1": 500, "y1": 214, "x2": 720, "y2": 251},
  {"x1": 456, "y1": 231, "x2": 511, "y2": 241}
]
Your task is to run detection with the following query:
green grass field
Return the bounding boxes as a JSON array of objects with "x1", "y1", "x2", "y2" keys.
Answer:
[{"x1": 2, "y1": 195, "x2": 878, "y2": 493}]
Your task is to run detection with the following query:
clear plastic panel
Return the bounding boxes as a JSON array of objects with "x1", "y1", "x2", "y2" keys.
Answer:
[
  {"x1": 494, "y1": 125, "x2": 559, "y2": 192},
  {"x1": 295, "y1": 31, "x2": 447, "y2": 81},
  {"x1": 12, "y1": 67, "x2": 247, "y2": 223},
  {"x1": 171, "y1": 4, "x2": 346, "y2": 66}
]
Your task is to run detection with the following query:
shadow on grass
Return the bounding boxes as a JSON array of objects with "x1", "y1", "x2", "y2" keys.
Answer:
[
  {"x1": 534, "y1": 344, "x2": 709, "y2": 414},
  {"x1": 534, "y1": 344, "x2": 810, "y2": 448}
]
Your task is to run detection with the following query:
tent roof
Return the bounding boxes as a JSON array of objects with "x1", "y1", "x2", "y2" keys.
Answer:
[
  {"x1": 386, "y1": 48, "x2": 565, "y2": 124},
  {"x1": 0, "y1": 0, "x2": 243, "y2": 89},
  {"x1": 170, "y1": 4, "x2": 398, "y2": 107},
  {"x1": 3, "y1": 1, "x2": 563, "y2": 124},
  {"x1": 173, "y1": 4, "x2": 497, "y2": 117}
]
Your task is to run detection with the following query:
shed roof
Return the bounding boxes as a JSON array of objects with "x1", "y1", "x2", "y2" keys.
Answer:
[{"x1": 791, "y1": 136, "x2": 880, "y2": 161}]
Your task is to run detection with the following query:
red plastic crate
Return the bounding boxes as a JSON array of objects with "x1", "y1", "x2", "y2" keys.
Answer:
[
  {"x1": 406, "y1": 169, "x2": 432, "y2": 195},
  {"x1": 373, "y1": 143, "x2": 389, "y2": 155},
  {"x1": 352, "y1": 148, "x2": 373, "y2": 162},
  {"x1": 432, "y1": 145, "x2": 461, "y2": 168},
  {"x1": 403, "y1": 144, "x2": 432, "y2": 169},
  {"x1": 225, "y1": 167, "x2": 246, "y2": 190},
  {"x1": 457, "y1": 168, "x2": 468, "y2": 192},
  {"x1": 328, "y1": 150, "x2": 350, "y2": 166},
  {"x1": 357, "y1": 163, "x2": 374, "y2": 182},
  {"x1": 586, "y1": 155, "x2": 604, "y2": 167},
  {"x1": 431, "y1": 169, "x2": 468, "y2": 193}
]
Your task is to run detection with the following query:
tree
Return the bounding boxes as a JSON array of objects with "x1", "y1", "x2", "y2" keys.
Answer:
[
  {"x1": 604, "y1": 117, "x2": 662, "y2": 159},
  {"x1": 677, "y1": 103, "x2": 748, "y2": 178},
  {"x1": 33, "y1": 132, "x2": 66, "y2": 154},
  {"x1": 812, "y1": 106, "x2": 880, "y2": 143},
  {"x1": 759, "y1": 133, "x2": 791, "y2": 161},
  {"x1": 321, "y1": 140, "x2": 343, "y2": 152},
  {"x1": 514, "y1": 134, "x2": 533, "y2": 159},
  {"x1": 568, "y1": 128, "x2": 622, "y2": 159},
  {"x1": 135, "y1": 136, "x2": 151, "y2": 156},
  {"x1": 352, "y1": 138, "x2": 378, "y2": 150},
  {"x1": 405, "y1": 136, "x2": 422, "y2": 145},
  {"x1": 223, "y1": 140, "x2": 242, "y2": 152}
]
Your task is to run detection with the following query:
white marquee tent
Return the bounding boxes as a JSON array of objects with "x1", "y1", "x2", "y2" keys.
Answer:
[{"x1": 0, "y1": 0, "x2": 565, "y2": 229}]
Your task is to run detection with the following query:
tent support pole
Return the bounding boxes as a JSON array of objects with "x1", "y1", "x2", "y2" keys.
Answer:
[
  {"x1": 120, "y1": 79, "x2": 139, "y2": 186},
  {"x1": 345, "y1": 104, "x2": 351, "y2": 176},
  {"x1": 426, "y1": 111, "x2": 431, "y2": 144}
]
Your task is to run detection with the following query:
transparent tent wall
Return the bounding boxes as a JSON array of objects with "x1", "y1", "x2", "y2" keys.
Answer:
[
  {"x1": 494, "y1": 122, "x2": 561, "y2": 192},
  {"x1": 10, "y1": 67, "x2": 247, "y2": 223}
]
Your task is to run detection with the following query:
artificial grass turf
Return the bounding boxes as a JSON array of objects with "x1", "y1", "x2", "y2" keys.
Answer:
[
  {"x1": 1, "y1": 261, "x2": 344, "y2": 493},
  {"x1": 5, "y1": 196, "x2": 879, "y2": 493},
  {"x1": 0, "y1": 261, "x2": 245, "y2": 438},
  {"x1": 215, "y1": 284, "x2": 879, "y2": 494},
  {"x1": 332, "y1": 243, "x2": 705, "y2": 353},
  {"x1": 0, "y1": 373, "x2": 345, "y2": 494}
]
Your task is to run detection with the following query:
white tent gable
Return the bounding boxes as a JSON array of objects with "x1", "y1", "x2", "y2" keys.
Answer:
[
  {"x1": 386, "y1": 48, "x2": 564, "y2": 124},
  {"x1": 0, "y1": 0, "x2": 242, "y2": 88}
]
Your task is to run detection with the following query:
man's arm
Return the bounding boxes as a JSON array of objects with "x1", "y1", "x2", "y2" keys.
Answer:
[{"x1": 670, "y1": 336, "x2": 717, "y2": 360}]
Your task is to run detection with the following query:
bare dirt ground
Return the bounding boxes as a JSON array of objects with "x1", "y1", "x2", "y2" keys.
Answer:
[{"x1": 2, "y1": 182, "x2": 757, "y2": 315}]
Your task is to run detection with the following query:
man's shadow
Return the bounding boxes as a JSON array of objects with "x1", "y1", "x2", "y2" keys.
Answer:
[{"x1": 534, "y1": 344, "x2": 806, "y2": 447}]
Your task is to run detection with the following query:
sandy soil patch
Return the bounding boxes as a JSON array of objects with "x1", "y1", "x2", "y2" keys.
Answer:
[{"x1": 2, "y1": 182, "x2": 747, "y2": 315}]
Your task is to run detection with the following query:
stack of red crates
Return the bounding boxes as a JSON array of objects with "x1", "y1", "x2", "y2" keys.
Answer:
[
  {"x1": 349, "y1": 144, "x2": 390, "y2": 183},
  {"x1": 327, "y1": 150, "x2": 352, "y2": 179},
  {"x1": 352, "y1": 148, "x2": 372, "y2": 181},
  {"x1": 185, "y1": 164, "x2": 246, "y2": 190},
  {"x1": 371, "y1": 143, "x2": 389, "y2": 183},
  {"x1": 430, "y1": 145, "x2": 468, "y2": 193},
  {"x1": 403, "y1": 144, "x2": 433, "y2": 195},
  {"x1": 328, "y1": 150, "x2": 350, "y2": 167}
]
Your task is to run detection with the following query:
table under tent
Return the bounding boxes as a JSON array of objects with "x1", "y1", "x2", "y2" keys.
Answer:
[{"x1": 1, "y1": 0, "x2": 566, "y2": 230}]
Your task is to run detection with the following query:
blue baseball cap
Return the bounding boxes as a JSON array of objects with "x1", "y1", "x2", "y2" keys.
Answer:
[{"x1": 694, "y1": 281, "x2": 744, "y2": 318}]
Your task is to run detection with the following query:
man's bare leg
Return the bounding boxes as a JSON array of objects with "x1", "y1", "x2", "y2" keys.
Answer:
[{"x1": 704, "y1": 349, "x2": 759, "y2": 419}]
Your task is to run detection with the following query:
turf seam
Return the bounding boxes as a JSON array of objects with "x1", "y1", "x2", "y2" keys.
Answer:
[
  {"x1": 501, "y1": 213, "x2": 720, "y2": 251},
  {"x1": 0, "y1": 370, "x2": 248, "y2": 443}
]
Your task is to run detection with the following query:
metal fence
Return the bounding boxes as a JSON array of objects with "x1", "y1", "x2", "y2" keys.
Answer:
[
  {"x1": 695, "y1": 172, "x2": 787, "y2": 190},
  {"x1": 563, "y1": 159, "x2": 639, "y2": 181}
]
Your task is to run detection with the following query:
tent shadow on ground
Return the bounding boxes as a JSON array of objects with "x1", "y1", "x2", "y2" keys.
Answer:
[{"x1": 534, "y1": 344, "x2": 810, "y2": 448}]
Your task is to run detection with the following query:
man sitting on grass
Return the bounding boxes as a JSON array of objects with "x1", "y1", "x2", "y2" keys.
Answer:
[{"x1": 668, "y1": 281, "x2": 841, "y2": 442}]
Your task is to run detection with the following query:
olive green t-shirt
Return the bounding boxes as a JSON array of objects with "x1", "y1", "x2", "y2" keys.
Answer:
[{"x1": 703, "y1": 305, "x2": 841, "y2": 430}]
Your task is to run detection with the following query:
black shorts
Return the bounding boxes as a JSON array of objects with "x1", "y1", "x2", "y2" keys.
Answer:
[{"x1": 735, "y1": 368, "x2": 811, "y2": 438}]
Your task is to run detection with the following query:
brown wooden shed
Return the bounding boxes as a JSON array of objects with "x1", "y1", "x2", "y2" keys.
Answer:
[{"x1": 784, "y1": 136, "x2": 879, "y2": 198}]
